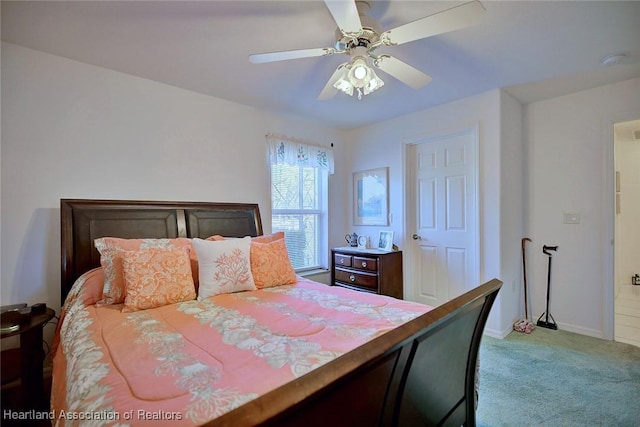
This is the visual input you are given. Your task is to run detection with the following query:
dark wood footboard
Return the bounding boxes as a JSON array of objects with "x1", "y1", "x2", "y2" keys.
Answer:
[{"x1": 209, "y1": 278, "x2": 501, "y2": 427}]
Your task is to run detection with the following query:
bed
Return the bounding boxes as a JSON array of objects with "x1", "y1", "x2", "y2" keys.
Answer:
[{"x1": 54, "y1": 198, "x2": 501, "y2": 427}]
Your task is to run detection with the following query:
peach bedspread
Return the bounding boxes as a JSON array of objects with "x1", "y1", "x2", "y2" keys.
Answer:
[{"x1": 51, "y1": 270, "x2": 431, "y2": 426}]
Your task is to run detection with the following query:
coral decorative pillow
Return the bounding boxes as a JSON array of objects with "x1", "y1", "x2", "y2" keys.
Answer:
[
  {"x1": 205, "y1": 232, "x2": 284, "y2": 243},
  {"x1": 94, "y1": 237, "x2": 195, "y2": 305},
  {"x1": 120, "y1": 247, "x2": 196, "y2": 312},
  {"x1": 252, "y1": 232, "x2": 285, "y2": 243},
  {"x1": 192, "y1": 237, "x2": 256, "y2": 299},
  {"x1": 250, "y1": 238, "x2": 297, "y2": 289}
]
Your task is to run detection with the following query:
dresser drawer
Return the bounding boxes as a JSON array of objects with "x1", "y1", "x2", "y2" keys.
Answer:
[
  {"x1": 331, "y1": 248, "x2": 403, "y2": 299},
  {"x1": 352, "y1": 256, "x2": 377, "y2": 272},
  {"x1": 334, "y1": 253, "x2": 352, "y2": 267},
  {"x1": 335, "y1": 269, "x2": 378, "y2": 291}
]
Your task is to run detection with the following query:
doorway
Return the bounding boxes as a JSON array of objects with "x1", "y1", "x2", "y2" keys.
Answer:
[
  {"x1": 404, "y1": 126, "x2": 479, "y2": 307},
  {"x1": 613, "y1": 118, "x2": 640, "y2": 347}
]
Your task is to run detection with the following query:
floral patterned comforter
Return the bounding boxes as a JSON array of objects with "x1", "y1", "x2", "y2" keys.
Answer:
[{"x1": 51, "y1": 271, "x2": 431, "y2": 426}]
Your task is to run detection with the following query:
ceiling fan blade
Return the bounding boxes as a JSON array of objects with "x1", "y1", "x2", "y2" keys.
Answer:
[
  {"x1": 374, "y1": 55, "x2": 432, "y2": 89},
  {"x1": 317, "y1": 64, "x2": 347, "y2": 100},
  {"x1": 381, "y1": 0, "x2": 485, "y2": 46},
  {"x1": 324, "y1": 0, "x2": 363, "y2": 34},
  {"x1": 249, "y1": 47, "x2": 334, "y2": 64}
]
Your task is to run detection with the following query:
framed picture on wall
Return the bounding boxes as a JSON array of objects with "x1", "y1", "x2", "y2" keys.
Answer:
[
  {"x1": 353, "y1": 167, "x2": 389, "y2": 226},
  {"x1": 377, "y1": 231, "x2": 394, "y2": 251}
]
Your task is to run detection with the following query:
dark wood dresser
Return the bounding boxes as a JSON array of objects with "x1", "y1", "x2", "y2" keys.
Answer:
[{"x1": 331, "y1": 247, "x2": 403, "y2": 299}]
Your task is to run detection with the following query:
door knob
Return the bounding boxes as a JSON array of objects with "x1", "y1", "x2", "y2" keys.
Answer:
[{"x1": 412, "y1": 234, "x2": 422, "y2": 240}]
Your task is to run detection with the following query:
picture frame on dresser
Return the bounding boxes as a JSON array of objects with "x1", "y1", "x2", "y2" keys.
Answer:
[
  {"x1": 353, "y1": 167, "x2": 389, "y2": 226},
  {"x1": 378, "y1": 230, "x2": 394, "y2": 251}
]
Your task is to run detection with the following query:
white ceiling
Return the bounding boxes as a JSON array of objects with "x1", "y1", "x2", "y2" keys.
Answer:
[{"x1": 2, "y1": 1, "x2": 640, "y2": 129}]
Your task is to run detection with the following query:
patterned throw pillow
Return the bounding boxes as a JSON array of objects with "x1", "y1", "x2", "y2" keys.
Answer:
[
  {"x1": 250, "y1": 238, "x2": 297, "y2": 289},
  {"x1": 94, "y1": 237, "x2": 196, "y2": 305},
  {"x1": 205, "y1": 235, "x2": 226, "y2": 241},
  {"x1": 251, "y1": 232, "x2": 285, "y2": 244},
  {"x1": 192, "y1": 237, "x2": 256, "y2": 299},
  {"x1": 120, "y1": 247, "x2": 196, "y2": 312}
]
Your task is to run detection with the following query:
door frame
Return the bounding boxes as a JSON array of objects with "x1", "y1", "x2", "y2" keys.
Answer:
[
  {"x1": 402, "y1": 124, "x2": 481, "y2": 302},
  {"x1": 602, "y1": 110, "x2": 640, "y2": 341}
]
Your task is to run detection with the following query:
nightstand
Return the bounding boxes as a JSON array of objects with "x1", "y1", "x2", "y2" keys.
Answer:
[
  {"x1": 1, "y1": 307, "x2": 55, "y2": 410},
  {"x1": 331, "y1": 247, "x2": 403, "y2": 299}
]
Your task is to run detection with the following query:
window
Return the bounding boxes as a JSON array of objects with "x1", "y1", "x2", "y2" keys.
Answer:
[
  {"x1": 268, "y1": 135, "x2": 333, "y2": 272},
  {"x1": 271, "y1": 164, "x2": 327, "y2": 270}
]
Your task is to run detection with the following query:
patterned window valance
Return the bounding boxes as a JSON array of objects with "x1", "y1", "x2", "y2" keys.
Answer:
[{"x1": 267, "y1": 133, "x2": 334, "y2": 174}]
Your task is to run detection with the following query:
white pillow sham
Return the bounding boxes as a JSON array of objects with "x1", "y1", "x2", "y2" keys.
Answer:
[{"x1": 192, "y1": 237, "x2": 256, "y2": 299}]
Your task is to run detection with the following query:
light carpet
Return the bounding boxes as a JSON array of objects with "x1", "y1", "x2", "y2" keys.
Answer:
[{"x1": 476, "y1": 327, "x2": 640, "y2": 426}]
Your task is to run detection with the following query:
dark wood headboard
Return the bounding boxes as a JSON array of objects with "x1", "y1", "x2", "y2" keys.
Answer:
[{"x1": 60, "y1": 199, "x2": 263, "y2": 303}]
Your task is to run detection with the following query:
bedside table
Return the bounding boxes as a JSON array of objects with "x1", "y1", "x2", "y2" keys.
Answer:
[
  {"x1": 331, "y1": 247, "x2": 403, "y2": 299},
  {"x1": 1, "y1": 307, "x2": 55, "y2": 410}
]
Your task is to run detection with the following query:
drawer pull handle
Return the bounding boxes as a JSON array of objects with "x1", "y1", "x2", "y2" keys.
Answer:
[
  {"x1": 349, "y1": 275, "x2": 356, "y2": 282},
  {"x1": 361, "y1": 262, "x2": 367, "y2": 268},
  {"x1": 340, "y1": 259, "x2": 344, "y2": 264}
]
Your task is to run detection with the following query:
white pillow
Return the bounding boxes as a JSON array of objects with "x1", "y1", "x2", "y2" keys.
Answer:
[{"x1": 192, "y1": 236, "x2": 256, "y2": 299}]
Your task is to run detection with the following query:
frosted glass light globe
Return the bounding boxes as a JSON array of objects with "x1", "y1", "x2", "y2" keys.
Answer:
[{"x1": 353, "y1": 65, "x2": 367, "y2": 80}]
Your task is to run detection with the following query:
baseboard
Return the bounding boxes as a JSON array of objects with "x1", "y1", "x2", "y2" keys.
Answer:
[
  {"x1": 556, "y1": 322, "x2": 604, "y2": 339},
  {"x1": 615, "y1": 336, "x2": 640, "y2": 348},
  {"x1": 485, "y1": 318, "x2": 607, "y2": 341},
  {"x1": 483, "y1": 324, "x2": 512, "y2": 339},
  {"x1": 485, "y1": 321, "x2": 606, "y2": 341}
]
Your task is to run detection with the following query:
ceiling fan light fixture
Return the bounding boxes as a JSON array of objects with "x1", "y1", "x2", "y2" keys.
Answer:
[
  {"x1": 347, "y1": 57, "x2": 371, "y2": 86},
  {"x1": 353, "y1": 64, "x2": 367, "y2": 79},
  {"x1": 363, "y1": 66, "x2": 384, "y2": 95},
  {"x1": 252, "y1": 0, "x2": 484, "y2": 101},
  {"x1": 333, "y1": 56, "x2": 384, "y2": 100},
  {"x1": 334, "y1": 77, "x2": 355, "y2": 96}
]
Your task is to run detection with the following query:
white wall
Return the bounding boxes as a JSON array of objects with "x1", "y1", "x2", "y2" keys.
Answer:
[
  {"x1": 499, "y1": 91, "x2": 525, "y2": 329},
  {"x1": 525, "y1": 77, "x2": 640, "y2": 338},
  {"x1": 0, "y1": 42, "x2": 344, "y2": 312},
  {"x1": 342, "y1": 89, "x2": 520, "y2": 337}
]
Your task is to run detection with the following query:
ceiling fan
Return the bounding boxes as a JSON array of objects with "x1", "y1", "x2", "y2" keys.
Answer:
[{"x1": 249, "y1": 0, "x2": 485, "y2": 100}]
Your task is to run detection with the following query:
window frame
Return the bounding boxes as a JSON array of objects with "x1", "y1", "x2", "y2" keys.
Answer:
[{"x1": 270, "y1": 163, "x2": 329, "y2": 273}]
